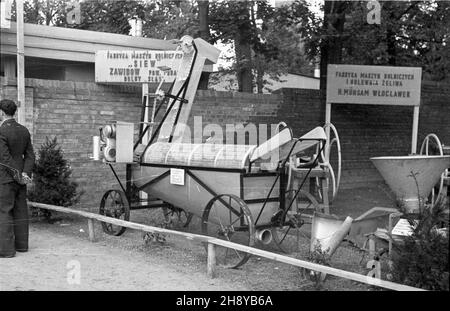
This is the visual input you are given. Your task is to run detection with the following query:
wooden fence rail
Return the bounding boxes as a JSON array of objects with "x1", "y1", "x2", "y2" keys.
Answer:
[{"x1": 28, "y1": 202, "x2": 425, "y2": 291}]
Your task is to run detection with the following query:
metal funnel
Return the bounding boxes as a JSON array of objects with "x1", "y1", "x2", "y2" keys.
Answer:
[{"x1": 370, "y1": 155, "x2": 450, "y2": 213}]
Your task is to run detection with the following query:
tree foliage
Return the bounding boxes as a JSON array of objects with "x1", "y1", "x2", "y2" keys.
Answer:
[
  {"x1": 141, "y1": 0, "x2": 199, "y2": 40},
  {"x1": 307, "y1": 0, "x2": 450, "y2": 84},
  {"x1": 72, "y1": 0, "x2": 146, "y2": 34},
  {"x1": 9, "y1": 0, "x2": 67, "y2": 25},
  {"x1": 209, "y1": 0, "x2": 254, "y2": 92},
  {"x1": 260, "y1": 1, "x2": 318, "y2": 84},
  {"x1": 23, "y1": 0, "x2": 67, "y2": 25},
  {"x1": 14, "y1": 0, "x2": 450, "y2": 89},
  {"x1": 209, "y1": 0, "x2": 315, "y2": 93}
]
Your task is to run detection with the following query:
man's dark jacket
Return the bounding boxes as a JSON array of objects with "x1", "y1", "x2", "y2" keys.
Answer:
[{"x1": 0, "y1": 119, "x2": 35, "y2": 184}]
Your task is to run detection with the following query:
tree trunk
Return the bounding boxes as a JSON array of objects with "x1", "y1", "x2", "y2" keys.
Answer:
[
  {"x1": 45, "y1": 0, "x2": 52, "y2": 25},
  {"x1": 319, "y1": 0, "x2": 346, "y2": 93},
  {"x1": 256, "y1": 62, "x2": 264, "y2": 93},
  {"x1": 235, "y1": 39, "x2": 253, "y2": 92},
  {"x1": 256, "y1": 73, "x2": 264, "y2": 93},
  {"x1": 197, "y1": 0, "x2": 210, "y2": 90},
  {"x1": 235, "y1": 2, "x2": 253, "y2": 93},
  {"x1": 386, "y1": 28, "x2": 396, "y2": 65}
]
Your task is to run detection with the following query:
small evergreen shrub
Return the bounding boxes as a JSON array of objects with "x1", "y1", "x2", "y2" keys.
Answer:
[
  {"x1": 390, "y1": 201, "x2": 449, "y2": 290},
  {"x1": 28, "y1": 137, "x2": 82, "y2": 219}
]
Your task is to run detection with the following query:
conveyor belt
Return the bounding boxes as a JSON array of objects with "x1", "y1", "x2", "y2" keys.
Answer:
[{"x1": 143, "y1": 142, "x2": 257, "y2": 170}]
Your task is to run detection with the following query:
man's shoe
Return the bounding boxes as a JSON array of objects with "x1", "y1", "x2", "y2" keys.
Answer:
[
  {"x1": 0, "y1": 254, "x2": 15, "y2": 258},
  {"x1": 16, "y1": 249, "x2": 28, "y2": 253}
]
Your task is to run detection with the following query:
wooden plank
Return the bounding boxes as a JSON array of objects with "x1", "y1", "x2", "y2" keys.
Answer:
[
  {"x1": 411, "y1": 106, "x2": 420, "y2": 154},
  {"x1": 210, "y1": 238, "x2": 423, "y2": 291},
  {"x1": 1, "y1": 22, "x2": 176, "y2": 63},
  {"x1": 29, "y1": 202, "x2": 212, "y2": 243},
  {"x1": 207, "y1": 243, "x2": 216, "y2": 279},
  {"x1": 0, "y1": 44, "x2": 94, "y2": 62},
  {"x1": 28, "y1": 201, "x2": 425, "y2": 291},
  {"x1": 2, "y1": 22, "x2": 175, "y2": 50},
  {"x1": 2, "y1": 34, "x2": 171, "y2": 57}
]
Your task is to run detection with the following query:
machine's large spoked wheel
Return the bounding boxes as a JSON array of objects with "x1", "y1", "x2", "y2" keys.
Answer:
[
  {"x1": 317, "y1": 123, "x2": 341, "y2": 203},
  {"x1": 420, "y1": 133, "x2": 447, "y2": 206},
  {"x1": 202, "y1": 194, "x2": 255, "y2": 269},
  {"x1": 271, "y1": 190, "x2": 320, "y2": 253},
  {"x1": 99, "y1": 190, "x2": 130, "y2": 236},
  {"x1": 162, "y1": 205, "x2": 193, "y2": 229}
]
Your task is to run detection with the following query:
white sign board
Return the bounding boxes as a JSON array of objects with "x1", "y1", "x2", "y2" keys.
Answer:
[
  {"x1": 0, "y1": 0, "x2": 12, "y2": 29},
  {"x1": 95, "y1": 50, "x2": 184, "y2": 83},
  {"x1": 170, "y1": 168, "x2": 185, "y2": 186},
  {"x1": 327, "y1": 64, "x2": 422, "y2": 106}
]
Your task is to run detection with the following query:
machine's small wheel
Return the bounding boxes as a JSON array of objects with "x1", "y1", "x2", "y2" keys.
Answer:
[
  {"x1": 162, "y1": 205, "x2": 193, "y2": 228},
  {"x1": 271, "y1": 190, "x2": 320, "y2": 254},
  {"x1": 99, "y1": 190, "x2": 130, "y2": 236},
  {"x1": 420, "y1": 133, "x2": 444, "y2": 156},
  {"x1": 420, "y1": 133, "x2": 447, "y2": 206},
  {"x1": 202, "y1": 194, "x2": 255, "y2": 269},
  {"x1": 295, "y1": 189, "x2": 321, "y2": 212},
  {"x1": 319, "y1": 123, "x2": 342, "y2": 203}
]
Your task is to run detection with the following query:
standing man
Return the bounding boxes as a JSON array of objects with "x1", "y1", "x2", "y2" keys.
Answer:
[{"x1": 0, "y1": 99, "x2": 35, "y2": 258}]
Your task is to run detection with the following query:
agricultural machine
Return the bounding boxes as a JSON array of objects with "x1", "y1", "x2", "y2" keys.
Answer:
[{"x1": 92, "y1": 36, "x2": 342, "y2": 268}]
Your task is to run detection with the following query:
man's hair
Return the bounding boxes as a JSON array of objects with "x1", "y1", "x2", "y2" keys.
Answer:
[{"x1": 0, "y1": 99, "x2": 17, "y2": 116}]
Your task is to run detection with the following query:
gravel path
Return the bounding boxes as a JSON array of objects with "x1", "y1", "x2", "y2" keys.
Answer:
[{"x1": 0, "y1": 225, "x2": 247, "y2": 291}]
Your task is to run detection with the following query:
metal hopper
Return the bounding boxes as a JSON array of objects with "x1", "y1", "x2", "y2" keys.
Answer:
[{"x1": 371, "y1": 155, "x2": 450, "y2": 212}]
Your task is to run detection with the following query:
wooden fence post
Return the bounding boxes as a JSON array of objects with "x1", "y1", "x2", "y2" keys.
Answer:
[
  {"x1": 207, "y1": 242, "x2": 216, "y2": 279},
  {"x1": 87, "y1": 219, "x2": 96, "y2": 242}
]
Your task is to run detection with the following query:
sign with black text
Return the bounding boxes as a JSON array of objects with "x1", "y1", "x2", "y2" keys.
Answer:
[
  {"x1": 170, "y1": 168, "x2": 185, "y2": 186},
  {"x1": 327, "y1": 64, "x2": 422, "y2": 106},
  {"x1": 95, "y1": 50, "x2": 183, "y2": 83}
]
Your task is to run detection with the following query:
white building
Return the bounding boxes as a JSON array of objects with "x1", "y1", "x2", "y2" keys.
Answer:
[{"x1": 209, "y1": 71, "x2": 319, "y2": 93}]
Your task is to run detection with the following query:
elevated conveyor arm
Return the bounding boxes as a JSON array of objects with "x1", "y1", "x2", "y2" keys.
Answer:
[{"x1": 157, "y1": 37, "x2": 221, "y2": 144}]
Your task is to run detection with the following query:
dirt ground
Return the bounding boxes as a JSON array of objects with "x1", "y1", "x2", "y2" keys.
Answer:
[
  {"x1": 0, "y1": 224, "x2": 247, "y2": 291},
  {"x1": 0, "y1": 185, "x2": 397, "y2": 291}
]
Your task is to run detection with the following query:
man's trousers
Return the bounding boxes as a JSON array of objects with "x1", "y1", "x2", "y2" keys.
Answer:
[{"x1": 0, "y1": 182, "x2": 28, "y2": 257}]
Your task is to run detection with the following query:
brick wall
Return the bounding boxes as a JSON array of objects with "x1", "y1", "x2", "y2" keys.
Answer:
[
  {"x1": 29, "y1": 79, "x2": 144, "y2": 210},
  {"x1": 1, "y1": 77, "x2": 448, "y2": 209}
]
